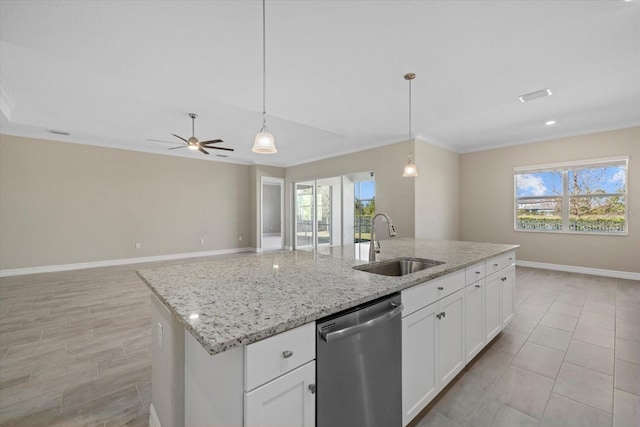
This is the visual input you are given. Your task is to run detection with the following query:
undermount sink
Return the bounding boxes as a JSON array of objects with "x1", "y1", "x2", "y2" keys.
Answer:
[{"x1": 353, "y1": 257, "x2": 444, "y2": 277}]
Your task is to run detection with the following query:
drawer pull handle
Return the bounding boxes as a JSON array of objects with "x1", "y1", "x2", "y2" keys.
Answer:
[
  {"x1": 501, "y1": 277, "x2": 507, "y2": 282},
  {"x1": 475, "y1": 284, "x2": 481, "y2": 288},
  {"x1": 494, "y1": 263, "x2": 499, "y2": 267},
  {"x1": 282, "y1": 350, "x2": 293, "y2": 358},
  {"x1": 438, "y1": 286, "x2": 444, "y2": 291},
  {"x1": 475, "y1": 271, "x2": 481, "y2": 275},
  {"x1": 309, "y1": 384, "x2": 316, "y2": 394}
]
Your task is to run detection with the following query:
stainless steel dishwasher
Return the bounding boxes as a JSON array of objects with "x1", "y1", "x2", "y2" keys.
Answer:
[{"x1": 316, "y1": 293, "x2": 403, "y2": 427}]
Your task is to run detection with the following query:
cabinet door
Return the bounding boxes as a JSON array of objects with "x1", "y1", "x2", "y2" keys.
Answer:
[
  {"x1": 485, "y1": 272, "x2": 503, "y2": 342},
  {"x1": 465, "y1": 280, "x2": 485, "y2": 362},
  {"x1": 245, "y1": 361, "x2": 315, "y2": 427},
  {"x1": 501, "y1": 265, "x2": 516, "y2": 328},
  {"x1": 437, "y1": 289, "x2": 465, "y2": 386},
  {"x1": 402, "y1": 304, "x2": 437, "y2": 426}
]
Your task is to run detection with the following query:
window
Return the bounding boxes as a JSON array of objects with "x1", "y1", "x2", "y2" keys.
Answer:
[{"x1": 514, "y1": 157, "x2": 628, "y2": 234}]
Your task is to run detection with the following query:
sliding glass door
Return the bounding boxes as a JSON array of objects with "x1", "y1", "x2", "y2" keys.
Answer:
[
  {"x1": 294, "y1": 177, "x2": 342, "y2": 249},
  {"x1": 295, "y1": 182, "x2": 315, "y2": 248}
]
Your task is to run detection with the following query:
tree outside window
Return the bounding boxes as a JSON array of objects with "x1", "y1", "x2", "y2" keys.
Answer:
[{"x1": 515, "y1": 158, "x2": 627, "y2": 234}]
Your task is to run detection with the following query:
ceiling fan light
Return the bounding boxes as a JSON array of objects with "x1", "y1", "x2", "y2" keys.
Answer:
[
  {"x1": 188, "y1": 144, "x2": 199, "y2": 150},
  {"x1": 403, "y1": 159, "x2": 419, "y2": 177},
  {"x1": 253, "y1": 131, "x2": 277, "y2": 154}
]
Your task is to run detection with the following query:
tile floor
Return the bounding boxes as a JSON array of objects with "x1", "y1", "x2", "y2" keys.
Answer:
[{"x1": 1, "y1": 262, "x2": 638, "y2": 427}]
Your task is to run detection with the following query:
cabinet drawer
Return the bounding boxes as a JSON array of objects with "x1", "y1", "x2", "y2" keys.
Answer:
[
  {"x1": 485, "y1": 251, "x2": 516, "y2": 275},
  {"x1": 402, "y1": 270, "x2": 465, "y2": 317},
  {"x1": 465, "y1": 262, "x2": 486, "y2": 285},
  {"x1": 245, "y1": 322, "x2": 315, "y2": 391}
]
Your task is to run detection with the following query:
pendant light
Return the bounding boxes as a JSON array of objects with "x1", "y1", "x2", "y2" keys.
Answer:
[
  {"x1": 252, "y1": 0, "x2": 277, "y2": 154},
  {"x1": 402, "y1": 73, "x2": 418, "y2": 177}
]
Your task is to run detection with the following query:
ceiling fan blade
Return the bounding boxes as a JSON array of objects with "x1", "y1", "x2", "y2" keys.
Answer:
[
  {"x1": 204, "y1": 146, "x2": 234, "y2": 152},
  {"x1": 168, "y1": 146, "x2": 187, "y2": 150},
  {"x1": 199, "y1": 139, "x2": 224, "y2": 145},
  {"x1": 198, "y1": 147, "x2": 210, "y2": 155},
  {"x1": 171, "y1": 134, "x2": 190, "y2": 144}
]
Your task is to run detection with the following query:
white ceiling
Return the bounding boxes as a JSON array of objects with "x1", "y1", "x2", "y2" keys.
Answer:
[{"x1": 1, "y1": 1, "x2": 639, "y2": 167}]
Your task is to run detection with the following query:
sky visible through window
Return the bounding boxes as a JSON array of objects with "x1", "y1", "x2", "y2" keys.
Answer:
[
  {"x1": 356, "y1": 180, "x2": 375, "y2": 200},
  {"x1": 516, "y1": 166, "x2": 625, "y2": 198}
]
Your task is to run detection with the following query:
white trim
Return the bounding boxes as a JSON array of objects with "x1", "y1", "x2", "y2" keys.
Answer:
[
  {"x1": 513, "y1": 156, "x2": 629, "y2": 172},
  {"x1": 0, "y1": 248, "x2": 254, "y2": 277},
  {"x1": 149, "y1": 403, "x2": 161, "y2": 427},
  {"x1": 516, "y1": 260, "x2": 640, "y2": 280}
]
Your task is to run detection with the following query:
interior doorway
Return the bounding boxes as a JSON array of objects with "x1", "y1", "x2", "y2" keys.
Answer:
[{"x1": 261, "y1": 177, "x2": 284, "y2": 251}]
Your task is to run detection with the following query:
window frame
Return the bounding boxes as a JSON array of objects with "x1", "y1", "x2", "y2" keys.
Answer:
[{"x1": 513, "y1": 156, "x2": 629, "y2": 236}]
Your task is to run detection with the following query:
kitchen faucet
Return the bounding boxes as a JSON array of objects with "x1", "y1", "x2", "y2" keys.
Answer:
[{"x1": 369, "y1": 212, "x2": 397, "y2": 261}]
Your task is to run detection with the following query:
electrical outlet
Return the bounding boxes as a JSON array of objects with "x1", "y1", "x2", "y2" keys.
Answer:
[
  {"x1": 238, "y1": 236, "x2": 243, "y2": 241},
  {"x1": 200, "y1": 238, "x2": 205, "y2": 245},
  {"x1": 135, "y1": 242, "x2": 141, "y2": 249},
  {"x1": 157, "y1": 321, "x2": 163, "y2": 350}
]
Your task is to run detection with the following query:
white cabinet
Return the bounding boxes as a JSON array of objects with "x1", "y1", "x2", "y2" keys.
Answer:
[
  {"x1": 465, "y1": 279, "x2": 485, "y2": 362},
  {"x1": 501, "y1": 265, "x2": 515, "y2": 328},
  {"x1": 244, "y1": 323, "x2": 315, "y2": 391},
  {"x1": 401, "y1": 273, "x2": 465, "y2": 426},
  {"x1": 485, "y1": 252, "x2": 516, "y2": 342},
  {"x1": 465, "y1": 262, "x2": 486, "y2": 363},
  {"x1": 402, "y1": 303, "x2": 438, "y2": 426},
  {"x1": 184, "y1": 323, "x2": 316, "y2": 427},
  {"x1": 244, "y1": 323, "x2": 316, "y2": 427},
  {"x1": 485, "y1": 270, "x2": 503, "y2": 342},
  {"x1": 245, "y1": 361, "x2": 315, "y2": 427},
  {"x1": 401, "y1": 250, "x2": 516, "y2": 427},
  {"x1": 436, "y1": 289, "x2": 465, "y2": 386}
]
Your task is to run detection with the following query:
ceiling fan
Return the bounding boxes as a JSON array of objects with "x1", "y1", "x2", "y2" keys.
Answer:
[{"x1": 159, "y1": 113, "x2": 234, "y2": 155}]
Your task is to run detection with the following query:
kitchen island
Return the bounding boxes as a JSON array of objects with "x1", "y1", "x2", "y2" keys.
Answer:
[{"x1": 138, "y1": 238, "x2": 518, "y2": 427}]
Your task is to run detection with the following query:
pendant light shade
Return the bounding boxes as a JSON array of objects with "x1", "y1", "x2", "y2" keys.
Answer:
[
  {"x1": 252, "y1": 0, "x2": 277, "y2": 154},
  {"x1": 402, "y1": 73, "x2": 418, "y2": 177},
  {"x1": 253, "y1": 129, "x2": 276, "y2": 154},
  {"x1": 403, "y1": 159, "x2": 418, "y2": 177}
]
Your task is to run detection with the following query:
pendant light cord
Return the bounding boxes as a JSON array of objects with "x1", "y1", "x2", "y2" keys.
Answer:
[
  {"x1": 408, "y1": 77, "x2": 412, "y2": 159},
  {"x1": 262, "y1": 0, "x2": 267, "y2": 131}
]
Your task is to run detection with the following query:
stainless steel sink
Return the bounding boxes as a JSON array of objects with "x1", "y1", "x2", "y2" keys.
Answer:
[{"x1": 353, "y1": 257, "x2": 444, "y2": 277}]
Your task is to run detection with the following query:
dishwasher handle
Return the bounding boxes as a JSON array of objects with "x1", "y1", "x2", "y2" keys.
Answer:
[{"x1": 319, "y1": 302, "x2": 404, "y2": 342}]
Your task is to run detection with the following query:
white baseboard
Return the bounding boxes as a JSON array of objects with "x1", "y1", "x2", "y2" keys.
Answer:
[
  {"x1": 149, "y1": 403, "x2": 161, "y2": 427},
  {"x1": 517, "y1": 260, "x2": 640, "y2": 280},
  {"x1": 0, "y1": 247, "x2": 254, "y2": 277}
]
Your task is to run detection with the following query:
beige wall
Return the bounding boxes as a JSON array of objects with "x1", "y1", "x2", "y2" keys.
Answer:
[
  {"x1": 415, "y1": 141, "x2": 460, "y2": 240},
  {"x1": 284, "y1": 140, "x2": 461, "y2": 247},
  {"x1": 284, "y1": 142, "x2": 416, "y2": 248},
  {"x1": 460, "y1": 127, "x2": 640, "y2": 273},
  {"x1": 0, "y1": 134, "x2": 251, "y2": 270}
]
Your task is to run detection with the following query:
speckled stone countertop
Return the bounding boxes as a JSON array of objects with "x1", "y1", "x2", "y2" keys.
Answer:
[{"x1": 137, "y1": 238, "x2": 518, "y2": 355}]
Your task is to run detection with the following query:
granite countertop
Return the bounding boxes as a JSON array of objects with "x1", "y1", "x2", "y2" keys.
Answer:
[{"x1": 137, "y1": 238, "x2": 518, "y2": 355}]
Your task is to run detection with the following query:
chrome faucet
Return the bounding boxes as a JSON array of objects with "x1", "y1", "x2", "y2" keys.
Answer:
[{"x1": 369, "y1": 212, "x2": 397, "y2": 261}]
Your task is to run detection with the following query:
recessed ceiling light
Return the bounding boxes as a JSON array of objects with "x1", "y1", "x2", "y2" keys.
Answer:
[
  {"x1": 49, "y1": 129, "x2": 70, "y2": 136},
  {"x1": 518, "y1": 89, "x2": 552, "y2": 103},
  {"x1": 545, "y1": 120, "x2": 556, "y2": 126}
]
